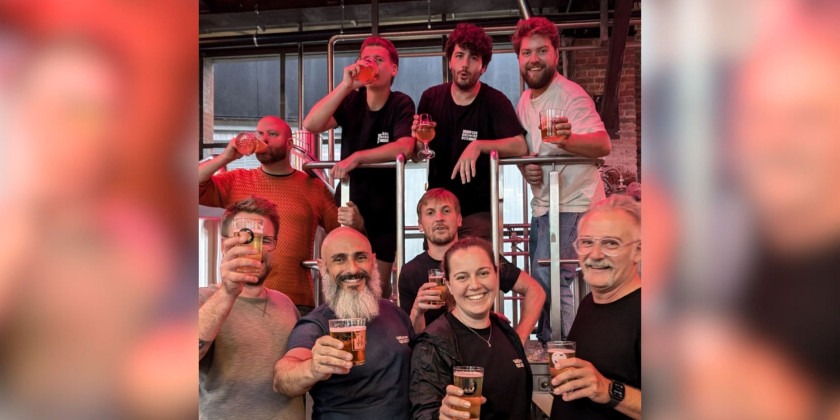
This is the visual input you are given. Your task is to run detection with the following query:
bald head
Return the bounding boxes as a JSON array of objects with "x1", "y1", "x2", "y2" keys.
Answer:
[
  {"x1": 321, "y1": 226, "x2": 372, "y2": 256},
  {"x1": 258, "y1": 115, "x2": 292, "y2": 138}
]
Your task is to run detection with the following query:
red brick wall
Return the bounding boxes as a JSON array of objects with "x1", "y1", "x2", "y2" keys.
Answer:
[{"x1": 566, "y1": 26, "x2": 641, "y2": 183}]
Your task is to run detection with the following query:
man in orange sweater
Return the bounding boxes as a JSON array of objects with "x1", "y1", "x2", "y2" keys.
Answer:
[{"x1": 200, "y1": 115, "x2": 364, "y2": 314}]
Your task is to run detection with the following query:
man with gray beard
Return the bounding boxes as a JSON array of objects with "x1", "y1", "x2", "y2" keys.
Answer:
[{"x1": 273, "y1": 227, "x2": 415, "y2": 419}]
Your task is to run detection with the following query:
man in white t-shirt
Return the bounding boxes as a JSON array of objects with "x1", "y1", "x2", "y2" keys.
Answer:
[{"x1": 512, "y1": 17, "x2": 612, "y2": 341}]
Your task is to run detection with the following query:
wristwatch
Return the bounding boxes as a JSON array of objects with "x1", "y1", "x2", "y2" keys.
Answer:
[{"x1": 606, "y1": 381, "x2": 625, "y2": 408}]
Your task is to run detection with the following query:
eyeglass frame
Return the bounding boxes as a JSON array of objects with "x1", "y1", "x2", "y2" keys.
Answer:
[
  {"x1": 573, "y1": 236, "x2": 640, "y2": 257},
  {"x1": 222, "y1": 232, "x2": 279, "y2": 252}
]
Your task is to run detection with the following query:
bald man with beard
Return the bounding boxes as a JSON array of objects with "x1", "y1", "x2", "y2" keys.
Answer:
[
  {"x1": 199, "y1": 116, "x2": 364, "y2": 315},
  {"x1": 273, "y1": 227, "x2": 415, "y2": 419}
]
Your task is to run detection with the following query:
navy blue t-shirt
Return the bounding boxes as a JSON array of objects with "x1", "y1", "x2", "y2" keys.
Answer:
[
  {"x1": 417, "y1": 82, "x2": 524, "y2": 217},
  {"x1": 287, "y1": 299, "x2": 415, "y2": 419},
  {"x1": 398, "y1": 251, "x2": 521, "y2": 326}
]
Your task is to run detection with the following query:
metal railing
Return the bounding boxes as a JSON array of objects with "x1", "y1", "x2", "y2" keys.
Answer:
[{"x1": 491, "y1": 154, "x2": 603, "y2": 341}]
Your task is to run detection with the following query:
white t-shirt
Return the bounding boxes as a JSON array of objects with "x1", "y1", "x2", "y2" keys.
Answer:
[{"x1": 516, "y1": 73, "x2": 607, "y2": 216}]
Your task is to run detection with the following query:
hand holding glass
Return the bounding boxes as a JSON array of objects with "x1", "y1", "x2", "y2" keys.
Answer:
[
  {"x1": 428, "y1": 268, "x2": 446, "y2": 305},
  {"x1": 329, "y1": 318, "x2": 367, "y2": 366},
  {"x1": 354, "y1": 57, "x2": 379, "y2": 83},
  {"x1": 232, "y1": 218, "x2": 264, "y2": 274},
  {"x1": 547, "y1": 341, "x2": 576, "y2": 391},
  {"x1": 453, "y1": 366, "x2": 484, "y2": 419},
  {"x1": 416, "y1": 113, "x2": 436, "y2": 160}
]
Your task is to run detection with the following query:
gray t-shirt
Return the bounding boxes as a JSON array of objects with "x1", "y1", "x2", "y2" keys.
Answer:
[{"x1": 199, "y1": 286, "x2": 304, "y2": 420}]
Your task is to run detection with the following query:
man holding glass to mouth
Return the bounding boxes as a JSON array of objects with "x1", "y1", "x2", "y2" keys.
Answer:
[
  {"x1": 273, "y1": 227, "x2": 415, "y2": 419},
  {"x1": 304, "y1": 36, "x2": 416, "y2": 299}
]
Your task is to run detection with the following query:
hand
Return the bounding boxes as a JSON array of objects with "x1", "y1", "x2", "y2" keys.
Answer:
[
  {"x1": 221, "y1": 139, "x2": 244, "y2": 163},
  {"x1": 219, "y1": 233, "x2": 262, "y2": 296},
  {"x1": 309, "y1": 335, "x2": 354, "y2": 380},
  {"x1": 550, "y1": 357, "x2": 611, "y2": 404},
  {"x1": 520, "y1": 163, "x2": 543, "y2": 186},
  {"x1": 331, "y1": 154, "x2": 360, "y2": 180},
  {"x1": 337, "y1": 201, "x2": 365, "y2": 230},
  {"x1": 439, "y1": 384, "x2": 486, "y2": 420},
  {"x1": 543, "y1": 116, "x2": 572, "y2": 148},
  {"x1": 340, "y1": 62, "x2": 366, "y2": 91},
  {"x1": 411, "y1": 114, "x2": 437, "y2": 138},
  {"x1": 450, "y1": 141, "x2": 482, "y2": 184},
  {"x1": 413, "y1": 281, "x2": 445, "y2": 314}
]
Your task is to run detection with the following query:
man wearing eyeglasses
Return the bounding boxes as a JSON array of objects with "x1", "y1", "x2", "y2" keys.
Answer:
[
  {"x1": 549, "y1": 195, "x2": 641, "y2": 420},
  {"x1": 200, "y1": 196, "x2": 305, "y2": 420}
]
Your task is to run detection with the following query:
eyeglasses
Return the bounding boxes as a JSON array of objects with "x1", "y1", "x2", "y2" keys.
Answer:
[
  {"x1": 573, "y1": 237, "x2": 639, "y2": 257},
  {"x1": 223, "y1": 235, "x2": 278, "y2": 252}
]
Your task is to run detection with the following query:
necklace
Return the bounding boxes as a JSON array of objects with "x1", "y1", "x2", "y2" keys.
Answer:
[
  {"x1": 242, "y1": 289, "x2": 269, "y2": 317},
  {"x1": 464, "y1": 322, "x2": 492, "y2": 348}
]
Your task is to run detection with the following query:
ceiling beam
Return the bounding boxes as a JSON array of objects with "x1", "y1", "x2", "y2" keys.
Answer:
[{"x1": 599, "y1": 0, "x2": 631, "y2": 139}]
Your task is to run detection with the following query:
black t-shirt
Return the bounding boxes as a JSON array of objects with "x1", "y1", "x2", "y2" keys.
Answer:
[
  {"x1": 449, "y1": 315, "x2": 531, "y2": 420},
  {"x1": 417, "y1": 83, "x2": 524, "y2": 217},
  {"x1": 334, "y1": 88, "x2": 415, "y2": 236},
  {"x1": 551, "y1": 289, "x2": 641, "y2": 420},
  {"x1": 286, "y1": 300, "x2": 415, "y2": 419},
  {"x1": 398, "y1": 251, "x2": 521, "y2": 326}
]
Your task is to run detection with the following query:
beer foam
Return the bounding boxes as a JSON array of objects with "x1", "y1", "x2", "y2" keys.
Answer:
[
  {"x1": 454, "y1": 371, "x2": 484, "y2": 378},
  {"x1": 330, "y1": 325, "x2": 366, "y2": 333}
]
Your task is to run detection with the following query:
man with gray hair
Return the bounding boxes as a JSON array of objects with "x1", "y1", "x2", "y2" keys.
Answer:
[
  {"x1": 273, "y1": 227, "x2": 414, "y2": 419},
  {"x1": 549, "y1": 195, "x2": 641, "y2": 419}
]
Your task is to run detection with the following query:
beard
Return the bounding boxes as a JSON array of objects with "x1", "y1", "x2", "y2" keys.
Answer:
[
  {"x1": 256, "y1": 146, "x2": 287, "y2": 165},
  {"x1": 522, "y1": 62, "x2": 556, "y2": 91},
  {"x1": 321, "y1": 268, "x2": 382, "y2": 321},
  {"x1": 427, "y1": 225, "x2": 456, "y2": 246},
  {"x1": 452, "y1": 69, "x2": 481, "y2": 92}
]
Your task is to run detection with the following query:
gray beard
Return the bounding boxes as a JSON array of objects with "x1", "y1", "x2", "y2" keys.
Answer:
[{"x1": 321, "y1": 270, "x2": 382, "y2": 321}]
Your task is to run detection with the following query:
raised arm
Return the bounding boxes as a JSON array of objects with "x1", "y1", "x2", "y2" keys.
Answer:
[
  {"x1": 509, "y1": 271, "x2": 546, "y2": 344},
  {"x1": 551, "y1": 357, "x2": 642, "y2": 420},
  {"x1": 199, "y1": 141, "x2": 241, "y2": 185},
  {"x1": 303, "y1": 62, "x2": 365, "y2": 133}
]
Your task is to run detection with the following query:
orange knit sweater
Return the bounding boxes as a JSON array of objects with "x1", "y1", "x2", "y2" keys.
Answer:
[{"x1": 200, "y1": 169, "x2": 339, "y2": 306}]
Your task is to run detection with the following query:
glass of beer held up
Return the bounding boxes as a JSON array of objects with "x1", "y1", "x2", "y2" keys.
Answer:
[
  {"x1": 415, "y1": 113, "x2": 436, "y2": 160},
  {"x1": 539, "y1": 108, "x2": 566, "y2": 143},
  {"x1": 547, "y1": 341, "x2": 576, "y2": 391},
  {"x1": 453, "y1": 366, "x2": 484, "y2": 419},
  {"x1": 232, "y1": 217, "x2": 264, "y2": 274},
  {"x1": 329, "y1": 318, "x2": 367, "y2": 366},
  {"x1": 354, "y1": 56, "x2": 379, "y2": 83},
  {"x1": 428, "y1": 268, "x2": 447, "y2": 305}
]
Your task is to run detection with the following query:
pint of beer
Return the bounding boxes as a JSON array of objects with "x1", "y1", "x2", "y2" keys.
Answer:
[
  {"x1": 355, "y1": 57, "x2": 379, "y2": 83},
  {"x1": 428, "y1": 268, "x2": 447, "y2": 305},
  {"x1": 539, "y1": 108, "x2": 564, "y2": 142},
  {"x1": 232, "y1": 218, "x2": 264, "y2": 274},
  {"x1": 328, "y1": 318, "x2": 367, "y2": 366},
  {"x1": 453, "y1": 366, "x2": 484, "y2": 419},
  {"x1": 547, "y1": 341, "x2": 576, "y2": 391}
]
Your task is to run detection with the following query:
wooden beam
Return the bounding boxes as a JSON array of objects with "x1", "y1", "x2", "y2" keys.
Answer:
[{"x1": 599, "y1": 0, "x2": 632, "y2": 139}]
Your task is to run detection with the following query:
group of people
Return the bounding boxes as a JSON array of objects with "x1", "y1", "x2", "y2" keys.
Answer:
[{"x1": 199, "y1": 16, "x2": 640, "y2": 420}]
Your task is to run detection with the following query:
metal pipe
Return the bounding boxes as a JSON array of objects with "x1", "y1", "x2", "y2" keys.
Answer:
[
  {"x1": 496, "y1": 156, "x2": 603, "y2": 166},
  {"x1": 600, "y1": 0, "x2": 609, "y2": 43},
  {"x1": 395, "y1": 153, "x2": 406, "y2": 306},
  {"x1": 549, "y1": 170, "x2": 563, "y2": 341},
  {"x1": 298, "y1": 43, "x2": 304, "y2": 140},
  {"x1": 515, "y1": 0, "x2": 533, "y2": 19},
  {"x1": 490, "y1": 151, "x2": 502, "y2": 312},
  {"x1": 303, "y1": 161, "x2": 397, "y2": 170}
]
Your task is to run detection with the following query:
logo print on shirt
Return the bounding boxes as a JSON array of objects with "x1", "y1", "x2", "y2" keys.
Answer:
[
  {"x1": 513, "y1": 358, "x2": 525, "y2": 368},
  {"x1": 377, "y1": 132, "x2": 390, "y2": 144},
  {"x1": 396, "y1": 335, "x2": 410, "y2": 344},
  {"x1": 461, "y1": 130, "x2": 478, "y2": 142}
]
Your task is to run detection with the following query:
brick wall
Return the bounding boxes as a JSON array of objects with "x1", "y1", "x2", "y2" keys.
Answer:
[
  {"x1": 202, "y1": 60, "x2": 215, "y2": 147},
  {"x1": 566, "y1": 26, "x2": 641, "y2": 183}
]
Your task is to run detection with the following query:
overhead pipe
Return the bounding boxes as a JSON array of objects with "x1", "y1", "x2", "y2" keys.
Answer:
[{"x1": 515, "y1": 0, "x2": 533, "y2": 19}]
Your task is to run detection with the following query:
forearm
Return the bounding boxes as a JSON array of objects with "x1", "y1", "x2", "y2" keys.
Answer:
[
  {"x1": 303, "y1": 84, "x2": 352, "y2": 132},
  {"x1": 199, "y1": 154, "x2": 233, "y2": 185},
  {"x1": 410, "y1": 307, "x2": 428, "y2": 334},
  {"x1": 475, "y1": 134, "x2": 528, "y2": 157},
  {"x1": 560, "y1": 131, "x2": 611, "y2": 158},
  {"x1": 273, "y1": 354, "x2": 322, "y2": 397},
  {"x1": 514, "y1": 290, "x2": 544, "y2": 342},
  {"x1": 198, "y1": 290, "x2": 237, "y2": 359},
  {"x1": 352, "y1": 137, "x2": 414, "y2": 165},
  {"x1": 614, "y1": 385, "x2": 641, "y2": 420}
]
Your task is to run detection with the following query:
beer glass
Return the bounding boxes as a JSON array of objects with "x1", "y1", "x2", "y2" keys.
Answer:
[
  {"x1": 233, "y1": 132, "x2": 268, "y2": 155},
  {"x1": 329, "y1": 318, "x2": 367, "y2": 366},
  {"x1": 428, "y1": 268, "x2": 446, "y2": 305},
  {"x1": 415, "y1": 113, "x2": 436, "y2": 160},
  {"x1": 453, "y1": 366, "x2": 484, "y2": 419},
  {"x1": 539, "y1": 108, "x2": 565, "y2": 142},
  {"x1": 354, "y1": 56, "x2": 379, "y2": 83},
  {"x1": 547, "y1": 341, "x2": 576, "y2": 391},
  {"x1": 232, "y1": 218, "x2": 264, "y2": 274}
]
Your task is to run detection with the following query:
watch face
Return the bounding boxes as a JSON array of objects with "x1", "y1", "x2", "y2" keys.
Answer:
[{"x1": 610, "y1": 381, "x2": 626, "y2": 400}]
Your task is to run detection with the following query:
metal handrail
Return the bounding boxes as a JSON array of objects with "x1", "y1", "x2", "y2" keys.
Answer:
[{"x1": 491, "y1": 154, "x2": 602, "y2": 341}]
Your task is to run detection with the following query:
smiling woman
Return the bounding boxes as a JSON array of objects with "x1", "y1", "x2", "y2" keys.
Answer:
[{"x1": 409, "y1": 237, "x2": 533, "y2": 420}]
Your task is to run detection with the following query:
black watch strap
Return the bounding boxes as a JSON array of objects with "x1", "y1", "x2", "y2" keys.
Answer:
[{"x1": 607, "y1": 381, "x2": 625, "y2": 408}]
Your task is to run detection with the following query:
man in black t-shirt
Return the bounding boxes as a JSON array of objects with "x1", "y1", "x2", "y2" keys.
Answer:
[
  {"x1": 305, "y1": 36, "x2": 415, "y2": 298},
  {"x1": 413, "y1": 23, "x2": 527, "y2": 242},
  {"x1": 398, "y1": 188, "x2": 545, "y2": 343},
  {"x1": 549, "y1": 195, "x2": 642, "y2": 420}
]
